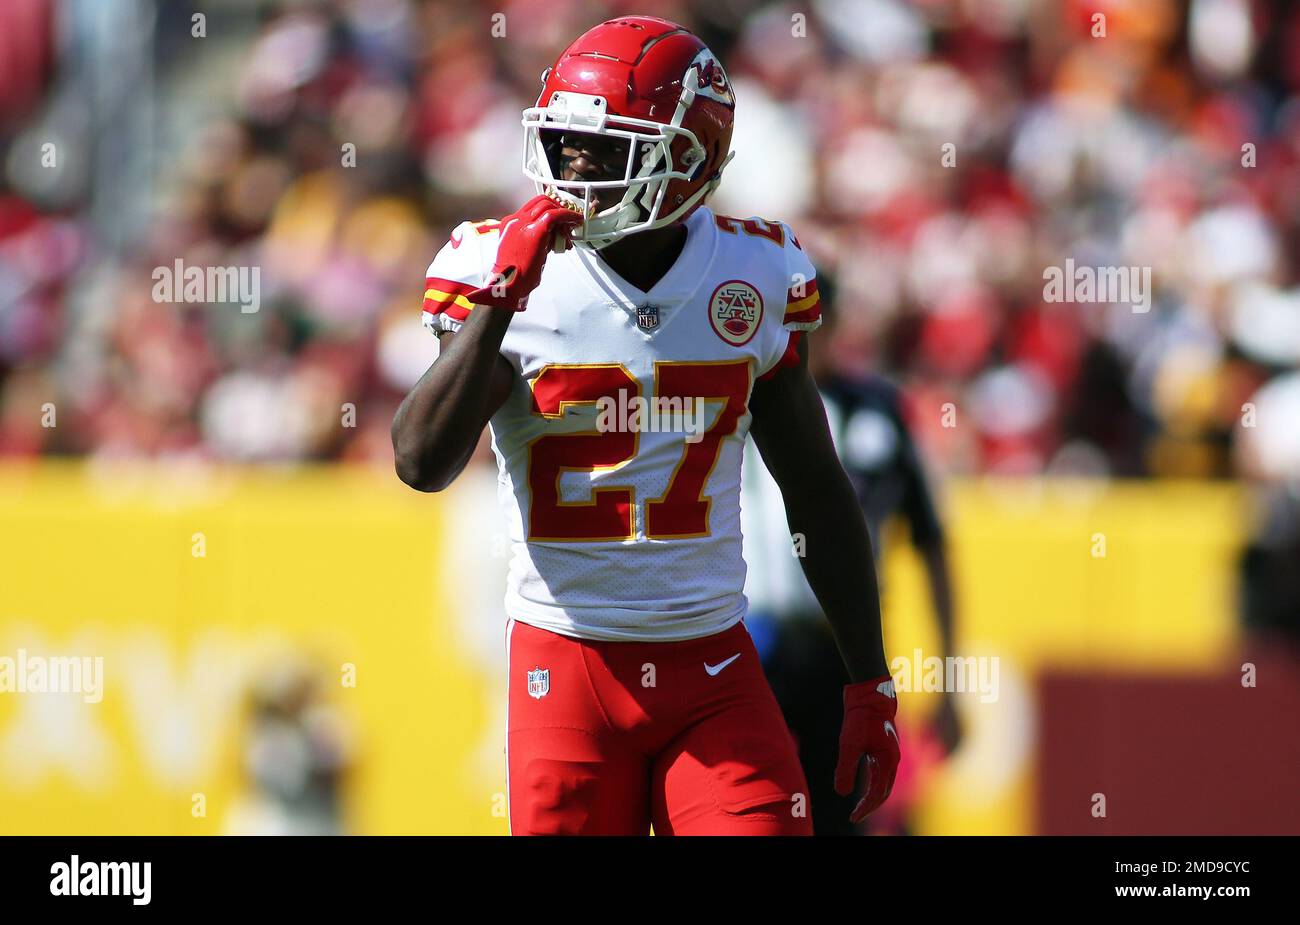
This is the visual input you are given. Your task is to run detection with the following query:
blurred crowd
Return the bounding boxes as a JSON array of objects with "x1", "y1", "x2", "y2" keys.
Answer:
[{"x1": 1, "y1": 0, "x2": 1299, "y2": 484}]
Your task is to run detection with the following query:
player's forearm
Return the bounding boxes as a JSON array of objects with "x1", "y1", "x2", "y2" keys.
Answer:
[
  {"x1": 919, "y1": 539, "x2": 956, "y2": 655},
  {"x1": 391, "y1": 308, "x2": 512, "y2": 492},
  {"x1": 784, "y1": 462, "x2": 890, "y2": 683}
]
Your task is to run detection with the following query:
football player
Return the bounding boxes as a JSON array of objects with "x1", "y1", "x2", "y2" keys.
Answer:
[{"x1": 393, "y1": 15, "x2": 898, "y2": 835}]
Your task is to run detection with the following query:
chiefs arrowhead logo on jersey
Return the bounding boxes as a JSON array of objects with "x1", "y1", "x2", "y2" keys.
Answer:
[{"x1": 708, "y1": 280, "x2": 763, "y2": 346}]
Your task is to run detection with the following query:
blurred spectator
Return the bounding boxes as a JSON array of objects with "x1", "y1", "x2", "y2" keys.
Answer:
[{"x1": 225, "y1": 656, "x2": 354, "y2": 836}]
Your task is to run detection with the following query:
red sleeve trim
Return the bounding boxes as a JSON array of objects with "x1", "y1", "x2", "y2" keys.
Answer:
[{"x1": 758, "y1": 331, "x2": 802, "y2": 381}]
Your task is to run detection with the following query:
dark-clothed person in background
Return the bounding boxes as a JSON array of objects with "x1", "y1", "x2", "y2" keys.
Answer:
[{"x1": 743, "y1": 273, "x2": 961, "y2": 835}]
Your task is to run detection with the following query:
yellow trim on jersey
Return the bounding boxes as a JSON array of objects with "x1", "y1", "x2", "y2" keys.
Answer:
[
  {"x1": 784, "y1": 292, "x2": 820, "y2": 315},
  {"x1": 423, "y1": 288, "x2": 476, "y2": 312}
]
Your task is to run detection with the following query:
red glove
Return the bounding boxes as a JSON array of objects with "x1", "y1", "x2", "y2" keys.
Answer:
[
  {"x1": 835, "y1": 675, "x2": 901, "y2": 822},
  {"x1": 466, "y1": 195, "x2": 584, "y2": 310}
]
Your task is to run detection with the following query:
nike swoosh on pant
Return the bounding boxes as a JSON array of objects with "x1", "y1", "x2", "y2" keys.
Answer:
[{"x1": 704, "y1": 653, "x2": 741, "y2": 676}]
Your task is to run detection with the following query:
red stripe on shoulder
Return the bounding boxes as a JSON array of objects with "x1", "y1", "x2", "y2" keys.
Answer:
[{"x1": 425, "y1": 277, "x2": 478, "y2": 297}]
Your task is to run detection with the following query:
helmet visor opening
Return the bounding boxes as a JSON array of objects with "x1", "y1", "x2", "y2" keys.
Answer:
[
  {"x1": 540, "y1": 129, "x2": 635, "y2": 186},
  {"x1": 522, "y1": 103, "x2": 715, "y2": 247}
]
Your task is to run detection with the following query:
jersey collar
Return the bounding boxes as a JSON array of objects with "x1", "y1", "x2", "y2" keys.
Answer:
[{"x1": 569, "y1": 205, "x2": 719, "y2": 308}]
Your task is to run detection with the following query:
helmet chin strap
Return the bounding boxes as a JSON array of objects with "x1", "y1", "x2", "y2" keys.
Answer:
[
  {"x1": 546, "y1": 185, "x2": 640, "y2": 250},
  {"x1": 570, "y1": 197, "x2": 644, "y2": 251}
]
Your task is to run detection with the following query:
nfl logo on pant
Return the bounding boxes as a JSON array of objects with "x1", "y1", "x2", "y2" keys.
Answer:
[{"x1": 527, "y1": 667, "x2": 550, "y2": 699}]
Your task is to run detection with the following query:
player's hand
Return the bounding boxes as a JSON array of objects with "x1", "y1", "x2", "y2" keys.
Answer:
[
  {"x1": 466, "y1": 195, "x2": 584, "y2": 310},
  {"x1": 834, "y1": 676, "x2": 900, "y2": 822}
]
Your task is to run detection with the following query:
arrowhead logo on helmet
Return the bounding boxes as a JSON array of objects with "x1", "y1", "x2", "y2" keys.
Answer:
[
  {"x1": 521, "y1": 16, "x2": 736, "y2": 250},
  {"x1": 691, "y1": 51, "x2": 734, "y2": 107}
]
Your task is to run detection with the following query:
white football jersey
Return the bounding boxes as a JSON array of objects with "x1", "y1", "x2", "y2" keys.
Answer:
[{"x1": 420, "y1": 205, "x2": 821, "y2": 641}]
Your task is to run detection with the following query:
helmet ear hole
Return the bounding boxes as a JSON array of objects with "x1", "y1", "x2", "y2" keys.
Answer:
[{"x1": 678, "y1": 140, "x2": 704, "y2": 177}]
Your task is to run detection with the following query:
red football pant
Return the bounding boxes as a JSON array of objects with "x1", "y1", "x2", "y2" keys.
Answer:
[{"x1": 507, "y1": 619, "x2": 813, "y2": 835}]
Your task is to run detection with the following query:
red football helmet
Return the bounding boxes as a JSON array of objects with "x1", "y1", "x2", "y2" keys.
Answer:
[{"x1": 522, "y1": 16, "x2": 736, "y2": 249}]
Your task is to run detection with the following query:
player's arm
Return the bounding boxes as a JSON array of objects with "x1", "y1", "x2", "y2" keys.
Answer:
[
  {"x1": 895, "y1": 401, "x2": 963, "y2": 753},
  {"x1": 918, "y1": 534, "x2": 962, "y2": 755},
  {"x1": 392, "y1": 196, "x2": 582, "y2": 492},
  {"x1": 391, "y1": 314, "x2": 515, "y2": 492},
  {"x1": 750, "y1": 333, "x2": 900, "y2": 821},
  {"x1": 749, "y1": 335, "x2": 888, "y2": 683}
]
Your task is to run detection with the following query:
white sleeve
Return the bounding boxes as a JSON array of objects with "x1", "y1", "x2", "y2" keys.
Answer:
[
  {"x1": 780, "y1": 222, "x2": 822, "y2": 333},
  {"x1": 755, "y1": 221, "x2": 822, "y2": 381},
  {"x1": 420, "y1": 220, "x2": 495, "y2": 336}
]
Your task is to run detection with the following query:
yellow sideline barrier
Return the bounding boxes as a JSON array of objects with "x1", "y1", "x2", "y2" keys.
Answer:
[{"x1": 0, "y1": 463, "x2": 1244, "y2": 834}]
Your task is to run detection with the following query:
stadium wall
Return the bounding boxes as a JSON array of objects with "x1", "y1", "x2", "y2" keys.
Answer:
[{"x1": 0, "y1": 464, "x2": 1247, "y2": 834}]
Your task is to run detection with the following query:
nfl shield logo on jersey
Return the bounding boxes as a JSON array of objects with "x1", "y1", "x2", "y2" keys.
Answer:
[
  {"x1": 527, "y1": 667, "x2": 550, "y2": 699},
  {"x1": 636, "y1": 303, "x2": 660, "y2": 331}
]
